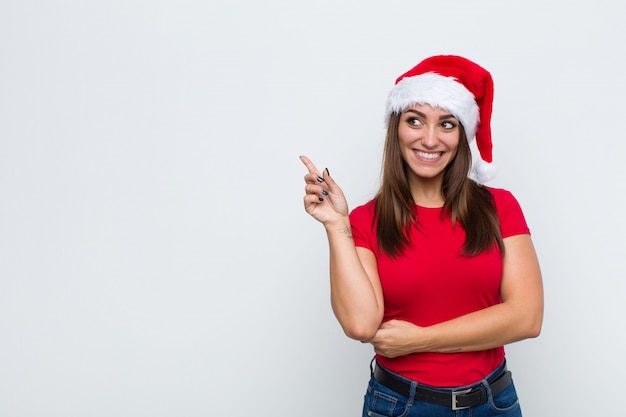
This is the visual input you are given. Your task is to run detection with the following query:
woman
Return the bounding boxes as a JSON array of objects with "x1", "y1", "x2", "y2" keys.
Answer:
[{"x1": 300, "y1": 55, "x2": 543, "y2": 417}]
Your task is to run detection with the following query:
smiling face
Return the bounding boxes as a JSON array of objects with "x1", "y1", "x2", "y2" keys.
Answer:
[{"x1": 398, "y1": 103, "x2": 461, "y2": 186}]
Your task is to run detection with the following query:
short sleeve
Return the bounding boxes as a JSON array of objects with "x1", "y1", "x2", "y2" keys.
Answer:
[
  {"x1": 349, "y1": 200, "x2": 377, "y2": 253},
  {"x1": 489, "y1": 187, "x2": 531, "y2": 238}
]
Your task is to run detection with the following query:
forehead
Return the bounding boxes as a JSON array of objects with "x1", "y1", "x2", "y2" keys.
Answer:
[{"x1": 403, "y1": 103, "x2": 457, "y2": 117}]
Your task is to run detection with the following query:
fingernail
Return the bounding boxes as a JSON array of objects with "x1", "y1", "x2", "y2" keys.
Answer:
[
  {"x1": 325, "y1": 168, "x2": 330, "y2": 176},
  {"x1": 322, "y1": 190, "x2": 328, "y2": 196},
  {"x1": 318, "y1": 197, "x2": 324, "y2": 202},
  {"x1": 316, "y1": 176, "x2": 325, "y2": 183}
]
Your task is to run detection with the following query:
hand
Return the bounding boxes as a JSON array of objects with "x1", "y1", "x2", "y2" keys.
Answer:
[
  {"x1": 369, "y1": 320, "x2": 424, "y2": 358},
  {"x1": 299, "y1": 155, "x2": 349, "y2": 225}
]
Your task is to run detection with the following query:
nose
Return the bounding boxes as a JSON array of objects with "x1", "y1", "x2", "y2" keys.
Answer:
[{"x1": 421, "y1": 126, "x2": 438, "y2": 147}]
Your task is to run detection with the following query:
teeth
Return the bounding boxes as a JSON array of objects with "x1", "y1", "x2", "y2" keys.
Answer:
[{"x1": 416, "y1": 151, "x2": 441, "y2": 159}]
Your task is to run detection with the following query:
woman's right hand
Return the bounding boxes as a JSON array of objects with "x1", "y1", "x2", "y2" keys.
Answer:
[{"x1": 300, "y1": 155, "x2": 349, "y2": 225}]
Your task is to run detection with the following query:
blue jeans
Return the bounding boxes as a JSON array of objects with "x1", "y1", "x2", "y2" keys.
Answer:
[{"x1": 362, "y1": 361, "x2": 522, "y2": 417}]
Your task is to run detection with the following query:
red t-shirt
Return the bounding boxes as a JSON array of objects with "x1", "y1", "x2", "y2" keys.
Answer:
[{"x1": 349, "y1": 187, "x2": 530, "y2": 386}]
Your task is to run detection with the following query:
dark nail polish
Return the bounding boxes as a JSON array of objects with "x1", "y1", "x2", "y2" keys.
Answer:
[
  {"x1": 322, "y1": 190, "x2": 328, "y2": 196},
  {"x1": 318, "y1": 197, "x2": 324, "y2": 202},
  {"x1": 325, "y1": 168, "x2": 330, "y2": 176},
  {"x1": 317, "y1": 176, "x2": 325, "y2": 183}
]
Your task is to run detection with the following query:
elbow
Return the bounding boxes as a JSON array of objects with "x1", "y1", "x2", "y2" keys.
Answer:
[
  {"x1": 522, "y1": 312, "x2": 543, "y2": 339},
  {"x1": 527, "y1": 320, "x2": 542, "y2": 339},
  {"x1": 333, "y1": 306, "x2": 383, "y2": 342},
  {"x1": 340, "y1": 319, "x2": 380, "y2": 342},
  {"x1": 522, "y1": 324, "x2": 541, "y2": 340},
  {"x1": 342, "y1": 324, "x2": 378, "y2": 342}
]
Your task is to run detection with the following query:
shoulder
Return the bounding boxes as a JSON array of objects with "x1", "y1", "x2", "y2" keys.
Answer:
[
  {"x1": 349, "y1": 198, "x2": 376, "y2": 221},
  {"x1": 484, "y1": 186, "x2": 515, "y2": 202},
  {"x1": 484, "y1": 186, "x2": 530, "y2": 237},
  {"x1": 349, "y1": 199, "x2": 378, "y2": 250},
  {"x1": 484, "y1": 186, "x2": 521, "y2": 211}
]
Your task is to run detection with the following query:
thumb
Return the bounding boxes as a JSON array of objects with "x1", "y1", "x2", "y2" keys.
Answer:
[
  {"x1": 322, "y1": 168, "x2": 340, "y2": 191},
  {"x1": 378, "y1": 320, "x2": 392, "y2": 329}
]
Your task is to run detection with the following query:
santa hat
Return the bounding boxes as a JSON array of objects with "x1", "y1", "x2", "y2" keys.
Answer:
[{"x1": 384, "y1": 55, "x2": 496, "y2": 183}]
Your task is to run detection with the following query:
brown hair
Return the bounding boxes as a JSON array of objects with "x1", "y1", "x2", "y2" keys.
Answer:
[{"x1": 374, "y1": 112, "x2": 504, "y2": 257}]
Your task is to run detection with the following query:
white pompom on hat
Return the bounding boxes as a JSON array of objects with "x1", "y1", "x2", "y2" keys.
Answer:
[{"x1": 385, "y1": 55, "x2": 496, "y2": 183}]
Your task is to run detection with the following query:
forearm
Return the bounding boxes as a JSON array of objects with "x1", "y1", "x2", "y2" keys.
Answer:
[
  {"x1": 419, "y1": 301, "x2": 542, "y2": 353},
  {"x1": 371, "y1": 299, "x2": 542, "y2": 358},
  {"x1": 325, "y1": 218, "x2": 383, "y2": 341},
  {"x1": 299, "y1": 156, "x2": 384, "y2": 340}
]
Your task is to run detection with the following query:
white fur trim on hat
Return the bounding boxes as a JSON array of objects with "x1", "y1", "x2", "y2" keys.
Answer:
[
  {"x1": 384, "y1": 73, "x2": 480, "y2": 142},
  {"x1": 471, "y1": 160, "x2": 497, "y2": 184}
]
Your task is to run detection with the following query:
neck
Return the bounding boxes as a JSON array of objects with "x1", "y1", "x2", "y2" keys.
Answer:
[{"x1": 409, "y1": 175, "x2": 445, "y2": 208}]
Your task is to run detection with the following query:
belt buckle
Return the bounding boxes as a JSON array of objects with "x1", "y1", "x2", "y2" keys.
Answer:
[{"x1": 451, "y1": 388, "x2": 472, "y2": 410}]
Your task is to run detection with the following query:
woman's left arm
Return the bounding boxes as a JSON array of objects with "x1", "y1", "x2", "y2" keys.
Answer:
[{"x1": 370, "y1": 234, "x2": 544, "y2": 358}]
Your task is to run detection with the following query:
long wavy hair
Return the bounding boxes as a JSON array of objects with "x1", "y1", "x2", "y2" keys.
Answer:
[{"x1": 374, "y1": 112, "x2": 504, "y2": 257}]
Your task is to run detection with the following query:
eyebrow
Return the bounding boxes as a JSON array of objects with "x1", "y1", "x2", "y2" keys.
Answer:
[{"x1": 404, "y1": 109, "x2": 457, "y2": 120}]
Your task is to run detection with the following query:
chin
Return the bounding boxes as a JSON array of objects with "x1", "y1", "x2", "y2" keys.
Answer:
[{"x1": 411, "y1": 168, "x2": 446, "y2": 179}]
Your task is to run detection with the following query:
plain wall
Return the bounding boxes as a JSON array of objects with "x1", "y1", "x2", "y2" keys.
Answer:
[{"x1": 1, "y1": 1, "x2": 624, "y2": 415}]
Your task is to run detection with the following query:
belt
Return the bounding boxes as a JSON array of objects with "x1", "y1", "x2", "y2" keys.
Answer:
[{"x1": 373, "y1": 364, "x2": 512, "y2": 411}]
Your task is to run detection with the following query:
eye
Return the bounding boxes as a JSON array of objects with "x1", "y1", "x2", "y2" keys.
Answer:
[
  {"x1": 441, "y1": 120, "x2": 457, "y2": 130},
  {"x1": 406, "y1": 117, "x2": 423, "y2": 127}
]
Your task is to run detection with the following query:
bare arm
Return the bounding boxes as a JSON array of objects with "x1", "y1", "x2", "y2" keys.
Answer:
[
  {"x1": 300, "y1": 156, "x2": 384, "y2": 341},
  {"x1": 370, "y1": 234, "x2": 543, "y2": 357}
]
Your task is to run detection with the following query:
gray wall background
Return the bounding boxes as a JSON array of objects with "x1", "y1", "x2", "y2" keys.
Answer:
[{"x1": 1, "y1": 1, "x2": 624, "y2": 416}]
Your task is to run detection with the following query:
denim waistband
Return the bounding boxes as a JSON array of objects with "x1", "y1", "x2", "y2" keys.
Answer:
[
  {"x1": 370, "y1": 357, "x2": 508, "y2": 391},
  {"x1": 370, "y1": 359, "x2": 511, "y2": 410}
]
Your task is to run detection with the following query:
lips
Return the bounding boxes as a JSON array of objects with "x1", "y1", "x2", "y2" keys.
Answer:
[{"x1": 415, "y1": 150, "x2": 443, "y2": 160}]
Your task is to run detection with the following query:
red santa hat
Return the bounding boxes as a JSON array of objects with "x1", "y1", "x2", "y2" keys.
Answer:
[{"x1": 384, "y1": 55, "x2": 496, "y2": 183}]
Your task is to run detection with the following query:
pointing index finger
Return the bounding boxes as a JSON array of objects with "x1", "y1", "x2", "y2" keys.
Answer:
[{"x1": 299, "y1": 155, "x2": 320, "y2": 176}]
